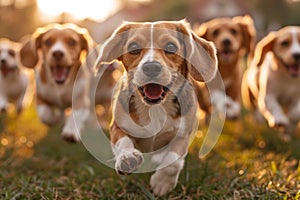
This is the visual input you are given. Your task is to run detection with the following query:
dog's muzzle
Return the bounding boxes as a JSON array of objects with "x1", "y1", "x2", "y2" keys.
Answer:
[{"x1": 138, "y1": 61, "x2": 169, "y2": 104}]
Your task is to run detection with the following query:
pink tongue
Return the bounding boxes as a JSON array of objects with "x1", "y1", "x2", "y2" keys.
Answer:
[
  {"x1": 144, "y1": 84, "x2": 163, "y2": 100},
  {"x1": 52, "y1": 67, "x2": 68, "y2": 82},
  {"x1": 1, "y1": 67, "x2": 9, "y2": 77},
  {"x1": 289, "y1": 65, "x2": 299, "y2": 76}
]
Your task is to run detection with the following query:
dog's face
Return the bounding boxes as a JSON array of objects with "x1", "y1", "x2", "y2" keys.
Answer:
[
  {"x1": 196, "y1": 15, "x2": 256, "y2": 64},
  {"x1": 39, "y1": 29, "x2": 86, "y2": 84},
  {"x1": 96, "y1": 20, "x2": 217, "y2": 105},
  {"x1": 0, "y1": 38, "x2": 20, "y2": 77},
  {"x1": 121, "y1": 24, "x2": 187, "y2": 104},
  {"x1": 20, "y1": 23, "x2": 93, "y2": 84},
  {"x1": 254, "y1": 26, "x2": 300, "y2": 78}
]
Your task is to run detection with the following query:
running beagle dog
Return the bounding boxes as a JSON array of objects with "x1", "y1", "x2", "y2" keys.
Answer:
[
  {"x1": 0, "y1": 38, "x2": 29, "y2": 113},
  {"x1": 94, "y1": 20, "x2": 217, "y2": 196},
  {"x1": 19, "y1": 23, "x2": 94, "y2": 142},
  {"x1": 242, "y1": 26, "x2": 300, "y2": 140},
  {"x1": 195, "y1": 15, "x2": 256, "y2": 119}
]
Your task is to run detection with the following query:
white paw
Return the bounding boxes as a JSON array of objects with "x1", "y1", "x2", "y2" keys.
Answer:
[
  {"x1": 115, "y1": 149, "x2": 143, "y2": 175},
  {"x1": 150, "y1": 162, "x2": 182, "y2": 196},
  {"x1": 268, "y1": 115, "x2": 289, "y2": 129},
  {"x1": 38, "y1": 105, "x2": 65, "y2": 126},
  {"x1": 225, "y1": 100, "x2": 241, "y2": 120}
]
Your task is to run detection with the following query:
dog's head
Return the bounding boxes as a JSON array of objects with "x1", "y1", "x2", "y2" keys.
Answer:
[
  {"x1": 196, "y1": 15, "x2": 256, "y2": 64},
  {"x1": 254, "y1": 26, "x2": 300, "y2": 78},
  {"x1": 95, "y1": 20, "x2": 217, "y2": 105},
  {"x1": 0, "y1": 38, "x2": 20, "y2": 77},
  {"x1": 20, "y1": 23, "x2": 94, "y2": 84}
]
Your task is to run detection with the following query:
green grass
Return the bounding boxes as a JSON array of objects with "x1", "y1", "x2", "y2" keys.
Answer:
[{"x1": 0, "y1": 106, "x2": 300, "y2": 199}]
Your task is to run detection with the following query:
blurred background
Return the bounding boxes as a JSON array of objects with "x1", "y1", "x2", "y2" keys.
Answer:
[{"x1": 1, "y1": 0, "x2": 300, "y2": 43}]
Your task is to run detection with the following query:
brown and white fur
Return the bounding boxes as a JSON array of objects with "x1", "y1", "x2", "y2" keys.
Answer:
[
  {"x1": 0, "y1": 38, "x2": 29, "y2": 114},
  {"x1": 195, "y1": 15, "x2": 256, "y2": 119},
  {"x1": 19, "y1": 23, "x2": 94, "y2": 142},
  {"x1": 242, "y1": 26, "x2": 300, "y2": 140},
  {"x1": 94, "y1": 20, "x2": 217, "y2": 196}
]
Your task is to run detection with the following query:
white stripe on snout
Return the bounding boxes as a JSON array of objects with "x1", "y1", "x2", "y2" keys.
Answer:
[
  {"x1": 143, "y1": 23, "x2": 155, "y2": 62},
  {"x1": 137, "y1": 23, "x2": 155, "y2": 69},
  {"x1": 51, "y1": 40, "x2": 66, "y2": 54},
  {"x1": 290, "y1": 28, "x2": 300, "y2": 54}
]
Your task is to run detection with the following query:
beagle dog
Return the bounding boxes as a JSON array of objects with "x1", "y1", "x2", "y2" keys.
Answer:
[
  {"x1": 19, "y1": 23, "x2": 94, "y2": 142},
  {"x1": 195, "y1": 15, "x2": 256, "y2": 119},
  {"x1": 0, "y1": 38, "x2": 29, "y2": 113},
  {"x1": 94, "y1": 20, "x2": 217, "y2": 196},
  {"x1": 242, "y1": 26, "x2": 300, "y2": 139}
]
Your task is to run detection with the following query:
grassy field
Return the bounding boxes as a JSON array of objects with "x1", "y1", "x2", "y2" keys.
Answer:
[{"x1": 0, "y1": 106, "x2": 300, "y2": 199}]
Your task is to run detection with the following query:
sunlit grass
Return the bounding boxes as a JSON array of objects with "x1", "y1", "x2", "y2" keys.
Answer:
[
  {"x1": 0, "y1": 105, "x2": 299, "y2": 199},
  {"x1": 0, "y1": 104, "x2": 48, "y2": 160}
]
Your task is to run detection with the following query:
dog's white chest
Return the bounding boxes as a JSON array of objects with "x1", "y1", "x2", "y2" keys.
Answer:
[
  {"x1": 36, "y1": 73, "x2": 73, "y2": 108},
  {"x1": 0, "y1": 73, "x2": 27, "y2": 101}
]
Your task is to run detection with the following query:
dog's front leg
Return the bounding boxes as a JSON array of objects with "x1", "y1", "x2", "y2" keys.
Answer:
[
  {"x1": 62, "y1": 94, "x2": 90, "y2": 142},
  {"x1": 150, "y1": 136, "x2": 188, "y2": 196},
  {"x1": 61, "y1": 108, "x2": 89, "y2": 142},
  {"x1": 111, "y1": 122, "x2": 144, "y2": 175},
  {"x1": 62, "y1": 76, "x2": 91, "y2": 142},
  {"x1": 258, "y1": 94, "x2": 289, "y2": 128}
]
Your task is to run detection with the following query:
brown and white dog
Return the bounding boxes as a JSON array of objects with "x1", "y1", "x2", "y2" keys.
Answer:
[
  {"x1": 242, "y1": 26, "x2": 300, "y2": 139},
  {"x1": 0, "y1": 38, "x2": 29, "y2": 114},
  {"x1": 195, "y1": 15, "x2": 256, "y2": 119},
  {"x1": 19, "y1": 23, "x2": 94, "y2": 142},
  {"x1": 94, "y1": 20, "x2": 217, "y2": 196}
]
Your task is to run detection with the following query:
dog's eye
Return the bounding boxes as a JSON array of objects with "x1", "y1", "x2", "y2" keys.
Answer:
[
  {"x1": 128, "y1": 42, "x2": 141, "y2": 55},
  {"x1": 8, "y1": 49, "x2": 15, "y2": 57},
  {"x1": 212, "y1": 29, "x2": 219, "y2": 37},
  {"x1": 281, "y1": 40, "x2": 290, "y2": 47},
  {"x1": 164, "y1": 42, "x2": 178, "y2": 54},
  {"x1": 44, "y1": 38, "x2": 52, "y2": 46},
  {"x1": 68, "y1": 38, "x2": 77, "y2": 46},
  {"x1": 230, "y1": 28, "x2": 237, "y2": 36}
]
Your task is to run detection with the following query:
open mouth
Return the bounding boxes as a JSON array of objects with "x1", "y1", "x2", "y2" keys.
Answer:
[
  {"x1": 0, "y1": 64, "x2": 16, "y2": 77},
  {"x1": 285, "y1": 64, "x2": 300, "y2": 77},
  {"x1": 138, "y1": 83, "x2": 169, "y2": 105},
  {"x1": 51, "y1": 66, "x2": 71, "y2": 84},
  {"x1": 219, "y1": 49, "x2": 233, "y2": 59}
]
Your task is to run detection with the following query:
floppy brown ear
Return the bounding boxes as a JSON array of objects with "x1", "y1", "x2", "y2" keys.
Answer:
[
  {"x1": 94, "y1": 23, "x2": 130, "y2": 73},
  {"x1": 179, "y1": 21, "x2": 218, "y2": 82},
  {"x1": 75, "y1": 27, "x2": 98, "y2": 70},
  {"x1": 19, "y1": 28, "x2": 45, "y2": 68},
  {"x1": 253, "y1": 32, "x2": 276, "y2": 67},
  {"x1": 234, "y1": 15, "x2": 257, "y2": 55},
  {"x1": 76, "y1": 27, "x2": 94, "y2": 53},
  {"x1": 194, "y1": 22, "x2": 208, "y2": 39}
]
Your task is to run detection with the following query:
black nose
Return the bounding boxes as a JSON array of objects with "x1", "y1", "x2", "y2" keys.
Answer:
[
  {"x1": 52, "y1": 50, "x2": 64, "y2": 60},
  {"x1": 222, "y1": 39, "x2": 231, "y2": 47},
  {"x1": 0, "y1": 59, "x2": 6, "y2": 64},
  {"x1": 293, "y1": 53, "x2": 300, "y2": 62},
  {"x1": 142, "y1": 61, "x2": 162, "y2": 77}
]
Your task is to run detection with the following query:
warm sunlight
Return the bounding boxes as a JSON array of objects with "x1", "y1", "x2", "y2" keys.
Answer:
[{"x1": 37, "y1": 0, "x2": 119, "y2": 21}]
